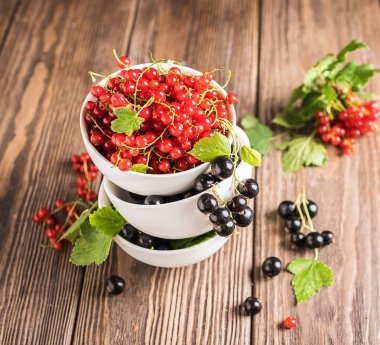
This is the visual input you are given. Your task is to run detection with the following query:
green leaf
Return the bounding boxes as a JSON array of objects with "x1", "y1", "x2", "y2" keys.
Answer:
[
  {"x1": 130, "y1": 164, "x2": 152, "y2": 173},
  {"x1": 70, "y1": 221, "x2": 113, "y2": 266},
  {"x1": 240, "y1": 114, "x2": 258, "y2": 130},
  {"x1": 188, "y1": 132, "x2": 231, "y2": 162},
  {"x1": 322, "y1": 84, "x2": 337, "y2": 105},
  {"x1": 170, "y1": 231, "x2": 216, "y2": 250},
  {"x1": 272, "y1": 112, "x2": 307, "y2": 129},
  {"x1": 303, "y1": 54, "x2": 336, "y2": 88},
  {"x1": 245, "y1": 124, "x2": 273, "y2": 155},
  {"x1": 111, "y1": 106, "x2": 144, "y2": 135},
  {"x1": 60, "y1": 208, "x2": 91, "y2": 244},
  {"x1": 240, "y1": 145, "x2": 262, "y2": 166},
  {"x1": 277, "y1": 135, "x2": 327, "y2": 173},
  {"x1": 89, "y1": 206, "x2": 127, "y2": 237},
  {"x1": 288, "y1": 258, "x2": 334, "y2": 304},
  {"x1": 336, "y1": 61, "x2": 380, "y2": 90},
  {"x1": 336, "y1": 39, "x2": 368, "y2": 62}
]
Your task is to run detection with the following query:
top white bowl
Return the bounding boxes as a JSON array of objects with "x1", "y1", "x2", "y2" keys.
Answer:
[{"x1": 80, "y1": 62, "x2": 236, "y2": 196}]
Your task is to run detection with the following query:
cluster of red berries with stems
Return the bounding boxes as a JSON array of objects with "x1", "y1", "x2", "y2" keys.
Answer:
[
  {"x1": 316, "y1": 93, "x2": 379, "y2": 155},
  {"x1": 85, "y1": 51, "x2": 237, "y2": 173},
  {"x1": 32, "y1": 153, "x2": 99, "y2": 251}
]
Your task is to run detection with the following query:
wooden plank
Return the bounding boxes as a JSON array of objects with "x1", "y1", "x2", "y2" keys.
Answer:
[
  {"x1": 0, "y1": 0, "x2": 20, "y2": 48},
  {"x1": 73, "y1": 0, "x2": 259, "y2": 344},
  {"x1": 254, "y1": 0, "x2": 380, "y2": 344},
  {"x1": 0, "y1": 0, "x2": 137, "y2": 344}
]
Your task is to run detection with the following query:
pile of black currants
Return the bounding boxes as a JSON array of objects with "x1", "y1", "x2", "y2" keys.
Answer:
[
  {"x1": 277, "y1": 199, "x2": 335, "y2": 249},
  {"x1": 196, "y1": 156, "x2": 259, "y2": 237}
]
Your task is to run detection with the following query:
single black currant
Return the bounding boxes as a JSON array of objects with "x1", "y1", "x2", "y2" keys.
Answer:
[
  {"x1": 156, "y1": 240, "x2": 171, "y2": 251},
  {"x1": 277, "y1": 200, "x2": 298, "y2": 219},
  {"x1": 304, "y1": 232, "x2": 324, "y2": 249},
  {"x1": 284, "y1": 218, "x2": 302, "y2": 233},
  {"x1": 144, "y1": 195, "x2": 164, "y2": 205},
  {"x1": 300, "y1": 200, "x2": 318, "y2": 219},
  {"x1": 232, "y1": 206, "x2": 253, "y2": 227},
  {"x1": 209, "y1": 207, "x2": 231, "y2": 225},
  {"x1": 290, "y1": 232, "x2": 305, "y2": 246},
  {"x1": 119, "y1": 224, "x2": 139, "y2": 242},
  {"x1": 106, "y1": 276, "x2": 125, "y2": 295},
  {"x1": 237, "y1": 178, "x2": 259, "y2": 199},
  {"x1": 211, "y1": 156, "x2": 234, "y2": 179},
  {"x1": 136, "y1": 233, "x2": 156, "y2": 248},
  {"x1": 262, "y1": 257, "x2": 283, "y2": 277},
  {"x1": 227, "y1": 194, "x2": 247, "y2": 212},
  {"x1": 194, "y1": 173, "x2": 218, "y2": 193},
  {"x1": 214, "y1": 219, "x2": 235, "y2": 237},
  {"x1": 243, "y1": 296, "x2": 262, "y2": 315},
  {"x1": 197, "y1": 193, "x2": 218, "y2": 214},
  {"x1": 129, "y1": 192, "x2": 146, "y2": 204},
  {"x1": 321, "y1": 230, "x2": 334, "y2": 245}
]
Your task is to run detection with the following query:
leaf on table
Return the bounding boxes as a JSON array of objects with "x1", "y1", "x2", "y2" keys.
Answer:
[
  {"x1": 288, "y1": 258, "x2": 334, "y2": 304},
  {"x1": 89, "y1": 206, "x2": 127, "y2": 237},
  {"x1": 111, "y1": 105, "x2": 144, "y2": 135},
  {"x1": 70, "y1": 221, "x2": 113, "y2": 266},
  {"x1": 188, "y1": 132, "x2": 231, "y2": 162},
  {"x1": 277, "y1": 135, "x2": 327, "y2": 173}
]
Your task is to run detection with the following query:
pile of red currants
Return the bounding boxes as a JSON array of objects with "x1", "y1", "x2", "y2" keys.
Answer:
[
  {"x1": 316, "y1": 97, "x2": 379, "y2": 155},
  {"x1": 84, "y1": 55, "x2": 237, "y2": 173}
]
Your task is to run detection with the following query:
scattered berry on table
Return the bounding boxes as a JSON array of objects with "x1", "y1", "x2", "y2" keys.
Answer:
[
  {"x1": 300, "y1": 199, "x2": 318, "y2": 219},
  {"x1": 321, "y1": 230, "x2": 334, "y2": 245},
  {"x1": 290, "y1": 232, "x2": 306, "y2": 246},
  {"x1": 106, "y1": 276, "x2": 125, "y2": 295},
  {"x1": 262, "y1": 257, "x2": 283, "y2": 277},
  {"x1": 304, "y1": 232, "x2": 324, "y2": 249},
  {"x1": 277, "y1": 200, "x2": 297, "y2": 220},
  {"x1": 243, "y1": 297, "x2": 262, "y2": 315},
  {"x1": 283, "y1": 316, "x2": 296, "y2": 329},
  {"x1": 284, "y1": 218, "x2": 302, "y2": 233}
]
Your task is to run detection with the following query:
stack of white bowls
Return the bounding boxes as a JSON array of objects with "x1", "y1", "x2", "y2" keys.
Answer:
[{"x1": 80, "y1": 64, "x2": 252, "y2": 267}]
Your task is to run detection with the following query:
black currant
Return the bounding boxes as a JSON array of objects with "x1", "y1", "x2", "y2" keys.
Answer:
[
  {"x1": 232, "y1": 206, "x2": 253, "y2": 227},
  {"x1": 106, "y1": 276, "x2": 125, "y2": 295},
  {"x1": 194, "y1": 173, "x2": 218, "y2": 193},
  {"x1": 197, "y1": 193, "x2": 218, "y2": 214},
  {"x1": 214, "y1": 219, "x2": 235, "y2": 237},
  {"x1": 262, "y1": 257, "x2": 282, "y2": 277},
  {"x1": 278, "y1": 200, "x2": 298, "y2": 219},
  {"x1": 321, "y1": 230, "x2": 334, "y2": 245},
  {"x1": 144, "y1": 195, "x2": 164, "y2": 205},
  {"x1": 300, "y1": 200, "x2": 318, "y2": 219},
  {"x1": 290, "y1": 232, "x2": 305, "y2": 246},
  {"x1": 129, "y1": 192, "x2": 146, "y2": 204},
  {"x1": 209, "y1": 207, "x2": 231, "y2": 225},
  {"x1": 119, "y1": 224, "x2": 139, "y2": 242},
  {"x1": 284, "y1": 218, "x2": 302, "y2": 233},
  {"x1": 156, "y1": 240, "x2": 171, "y2": 251},
  {"x1": 211, "y1": 156, "x2": 234, "y2": 179},
  {"x1": 304, "y1": 232, "x2": 324, "y2": 249},
  {"x1": 237, "y1": 178, "x2": 259, "y2": 199},
  {"x1": 136, "y1": 233, "x2": 156, "y2": 248},
  {"x1": 243, "y1": 296, "x2": 262, "y2": 315},
  {"x1": 227, "y1": 194, "x2": 247, "y2": 212}
]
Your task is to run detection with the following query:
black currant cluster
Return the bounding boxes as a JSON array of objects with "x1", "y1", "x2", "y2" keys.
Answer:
[
  {"x1": 195, "y1": 156, "x2": 259, "y2": 237},
  {"x1": 278, "y1": 199, "x2": 335, "y2": 249},
  {"x1": 119, "y1": 223, "x2": 172, "y2": 250}
]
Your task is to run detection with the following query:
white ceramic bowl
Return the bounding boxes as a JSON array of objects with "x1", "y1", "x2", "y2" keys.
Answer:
[
  {"x1": 98, "y1": 181, "x2": 229, "y2": 268},
  {"x1": 103, "y1": 127, "x2": 252, "y2": 239},
  {"x1": 80, "y1": 62, "x2": 236, "y2": 196}
]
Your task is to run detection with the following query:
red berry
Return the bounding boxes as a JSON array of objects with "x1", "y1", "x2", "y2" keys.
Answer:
[
  {"x1": 90, "y1": 86, "x2": 104, "y2": 98},
  {"x1": 157, "y1": 139, "x2": 173, "y2": 153},
  {"x1": 46, "y1": 229, "x2": 57, "y2": 239},
  {"x1": 158, "y1": 159, "x2": 171, "y2": 172},
  {"x1": 53, "y1": 242, "x2": 63, "y2": 251},
  {"x1": 136, "y1": 135, "x2": 148, "y2": 148},
  {"x1": 77, "y1": 176, "x2": 87, "y2": 187},
  {"x1": 118, "y1": 158, "x2": 132, "y2": 171},
  {"x1": 77, "y1": 187, "x2": 87, "y2": 197},
  {"x1": 319, "y1": 115, "x2": 330, "y2": 125},
  {"x1": 117, "y1": 56, "x2": 130, "y2": 69},
  {"x1": 321, "y1": 133, "x2": 331, "y2": 143},
  {"x1": 54, "y1": 199, "x2": 65, "y2": 209},
  {"x1": 226, "y1": 92, "x2": 237, "y2": 104},
  {"x1": 88, "y1": 170, "x2": 97, "y2": 179},
  {"x1": 87, "y1": 191, "x2": 97, "y2": 202},
  {"x1": 33, "y1": 214, "x2": 41, "y2": 223},
  {"x1": 283, "y1": 317, "x2": 296, "y2": 329},
  {"x1": 110, "y1": 93, "x2": 126, "y2": 107},
  {"x1": 37, "y1": 207, "x2": 50, "y2": 219},
  {"x1": 46, "y1": 217, "x2": 55, "y2": 227}
]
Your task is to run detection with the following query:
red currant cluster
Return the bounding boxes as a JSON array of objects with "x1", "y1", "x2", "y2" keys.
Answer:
[
  {"x1": 32, "y1": 152, "x2": 99, "y2": 251},
  {"x1": 85, "y1": 56, "x2": 237, "y2": 173},
  {"x1": 316, "y1": 98, "x2": 379, "y2": 155}
]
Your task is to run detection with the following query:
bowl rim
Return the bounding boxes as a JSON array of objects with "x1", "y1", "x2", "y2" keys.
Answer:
[
  {"x1": 80, "y1": 62, "x2": 236, "y2": 179},
  {"x1": 98, "y1": 181, "x2": 228, "y2": 255}
]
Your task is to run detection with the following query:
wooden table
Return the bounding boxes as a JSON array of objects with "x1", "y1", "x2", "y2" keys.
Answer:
[{"x1": 1, "y1": 0, "x2": 379, "y2": 344}]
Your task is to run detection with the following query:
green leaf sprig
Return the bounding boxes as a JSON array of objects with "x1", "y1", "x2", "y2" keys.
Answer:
[{"x1": 241, "y1": 114, "x2": 273, "y2": 155}]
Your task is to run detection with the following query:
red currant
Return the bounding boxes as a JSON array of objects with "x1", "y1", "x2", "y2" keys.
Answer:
[
  {"x1": 283, "y1": 317, "x2": 296, "y2": 329},
  {"x1": 117, "y1": 56, "x2": 130, "y2": 69},
  {"x1": 226, "y1": 92, "x2": 237, "y2": 104}
]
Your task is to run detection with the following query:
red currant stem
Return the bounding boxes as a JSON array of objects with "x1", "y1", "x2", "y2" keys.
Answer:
[
  {"x1": 83, "y1": 160, "x2": 90, "y2": 181},
  {"x1": 62, "y1": 200, "x2": 79, "y2": 228},
  {"x1": 88, "y1": 71, "x2": 109, "y2": 83},
  {"x1": 88, "y1": 115, "x2": 112, "y2": 139},
  {"x1": 112, "y1": 49, "x2": 128, "y2": 67},
  {"x1": 211, "y1": 186, "x2": 226, "y2": 206}
]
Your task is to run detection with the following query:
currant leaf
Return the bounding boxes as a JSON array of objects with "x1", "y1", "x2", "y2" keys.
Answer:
[
  {"x1": 188, "y1": 132, "x2": 231, "y2": 162},
  {"x1": 240, "y1": 145, "x2": 262, "y2": 166},
  {"x1": 89, "y1": 206, "x2": 127, "y2": 237},
  {"x1": 111, "y1": 105, "x2": 144, "y2": 135}
]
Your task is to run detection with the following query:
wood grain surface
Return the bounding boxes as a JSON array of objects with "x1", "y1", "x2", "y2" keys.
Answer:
[{"x1": 0, "y1": 0, "x2": 379, "y2": 344}]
